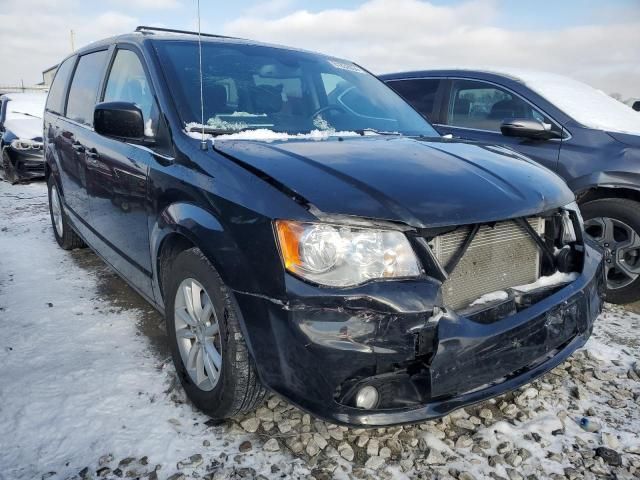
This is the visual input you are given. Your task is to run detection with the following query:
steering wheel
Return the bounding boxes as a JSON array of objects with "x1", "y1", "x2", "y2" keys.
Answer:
[{"x1": 311, "y1": 105, "x2": 347, "y2": 119}]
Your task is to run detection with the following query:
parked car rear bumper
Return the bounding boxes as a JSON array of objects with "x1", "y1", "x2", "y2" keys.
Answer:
[{"x1": 234, "y1": 241, "x2": 604, "y2": 427}]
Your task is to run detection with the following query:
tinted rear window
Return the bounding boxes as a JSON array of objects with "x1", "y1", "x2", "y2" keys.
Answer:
[
  {"x1": 387, "y1": 78, "x2": 441, "y2": 122},
  {"x1": 66, "y1": 50, "x2": 108, "y2": 126},
  {"x1": 45, "y1": 57, "x2": 75, "y2": 115}
]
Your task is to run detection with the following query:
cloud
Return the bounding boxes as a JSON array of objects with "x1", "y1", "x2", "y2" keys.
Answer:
[
  {"x1": 224, "y1": 0, "x2": 640, "y2": 98},
  {"x1": 107, "y1": 0, "x2": 182, "y2": 9},
  {"x1": 0, "y1": 2, "x2": 138, "y2": 86},
  {"x1": 243, "y1": 0, "x2": 295, "y2": 17}
]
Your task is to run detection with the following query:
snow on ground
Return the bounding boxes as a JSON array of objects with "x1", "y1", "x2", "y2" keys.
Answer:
[
  {"x1": 0, "y1": 182, "x2": 308, "y2": 480},
  {"x1": 1, "y1": 180, "x2": 640, "y2": 480}
]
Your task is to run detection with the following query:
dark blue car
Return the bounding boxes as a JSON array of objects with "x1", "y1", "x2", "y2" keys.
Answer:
[
  {"x1": 382, "y1": 69, "x2": 640, "y2": 304},
  {"x1": 43, "y1": 29, "x2": 603, "y2": 426}
]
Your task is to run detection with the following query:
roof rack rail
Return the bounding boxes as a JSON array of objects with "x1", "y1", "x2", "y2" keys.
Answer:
[{"x1": 135, "y1": 25, "x2": 236, "y2": 40}]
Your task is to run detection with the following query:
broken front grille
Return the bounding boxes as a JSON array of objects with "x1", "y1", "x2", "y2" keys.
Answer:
[{"x1": 429, "y1": 218, "x2": 545, "y2": 310}]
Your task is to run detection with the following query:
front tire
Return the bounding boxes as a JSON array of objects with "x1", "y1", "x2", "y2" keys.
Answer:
[
  {"x1": 47, "y1": 176, "x2": 85, "y2": 250},
  {"x1": 165, "y1": 247, "x2": 266, "y2": 419},
  {"x1": 582, "y1": 198, "x2": 640, "y2": 304},
  {"x1": 2, "y1": 149, "x2": 18, "y2": 184}
]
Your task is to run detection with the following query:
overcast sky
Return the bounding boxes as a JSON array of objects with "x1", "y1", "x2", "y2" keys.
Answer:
[{"x1": 1, "y1": 0, "x2": 638, "y2": 98}]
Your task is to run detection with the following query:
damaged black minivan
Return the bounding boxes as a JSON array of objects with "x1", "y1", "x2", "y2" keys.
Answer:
[{"x1": 44, "y1": 27, "x2": 604, "y2": 426}]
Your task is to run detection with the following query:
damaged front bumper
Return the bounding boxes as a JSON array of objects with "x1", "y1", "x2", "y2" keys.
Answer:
[
  {"x1": 3, "y1": 147, "x2": 45, "y2": 180},
  {"x1": 234, "y1": 240, "x2": 604, "y2": 427}
]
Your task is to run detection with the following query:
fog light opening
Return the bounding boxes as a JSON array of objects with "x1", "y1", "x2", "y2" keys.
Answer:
[{"x1": 355, "y1": 386, "x2": 379, "y2": 409}]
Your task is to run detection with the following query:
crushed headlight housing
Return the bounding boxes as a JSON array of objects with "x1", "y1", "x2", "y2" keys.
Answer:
[
  {"x1": 275, "y1": 220, "x2": 422, "y2": 287},
  {"x1": 10, "y1": 139, "x2": 43, "y2": 151},
  {"x1": 561, "y1": 201, "x2": 583, "y2": 243}
]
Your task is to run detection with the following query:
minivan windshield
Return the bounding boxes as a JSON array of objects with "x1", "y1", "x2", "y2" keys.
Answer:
[{"x1": 153, "y1": 40, "x2": 438, "y2": 137}]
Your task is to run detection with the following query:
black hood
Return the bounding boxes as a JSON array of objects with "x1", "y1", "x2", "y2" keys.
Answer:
[{"x1": 214, "y1": 136, "x2": 574, "y2": 228}]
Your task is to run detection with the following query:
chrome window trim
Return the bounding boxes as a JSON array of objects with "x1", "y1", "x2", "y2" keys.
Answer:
[
  {"x1": 386, "y1": 75, "x2": 571, "y2": 141},
  {"x1": 128, "y1": 142, "x2": 175, "y2": 162},
  {"x1": 433, "y1": 122, "x2": 570, "y2": 143}
]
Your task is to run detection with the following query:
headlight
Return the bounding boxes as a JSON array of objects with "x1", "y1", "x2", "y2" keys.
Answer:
[
  {"x1": 275, "y1": 220, "x2": 422, "y2": 287},
  {"x1": 10, "y1": 139, "x2": 43, "y2": 151}
]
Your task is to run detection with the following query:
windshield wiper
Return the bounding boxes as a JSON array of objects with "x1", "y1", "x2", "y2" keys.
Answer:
[
  {"x1": 188, "y1": 125, "x2": 253, "y2": 137},
  {"x1": 354, "y1": 128, "x2": 402, "y2": 136},
  {"x1": 11, "y1": 111, "x2": 41, "y2": 119}
]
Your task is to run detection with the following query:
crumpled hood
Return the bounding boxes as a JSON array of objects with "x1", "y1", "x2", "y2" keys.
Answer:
[
  {"x1": 3, "y1": 118, "x2": 42, "y2": 141},
  {"x1": 214, "y1": 136, "x2": 574, "y2": 228}
]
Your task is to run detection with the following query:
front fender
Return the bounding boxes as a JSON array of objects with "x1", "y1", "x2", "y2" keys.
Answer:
[
  {"x1": 44, "y1": 141, "x2": 62, "y2": 189},
  {"x1": 150, "y1": 202, "x2": 260, "y2": 306}
]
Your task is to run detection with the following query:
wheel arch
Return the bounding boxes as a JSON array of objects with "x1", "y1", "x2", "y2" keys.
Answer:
[
  {"x1": 150, "y1": 202, "x2": 258, "y2": 308},
  {"x1": 44, "y1": 143, "x2": 62, "y2": 190},
  {"x1": 572, "y1": 172, "x2": 640, "y2": 205}
]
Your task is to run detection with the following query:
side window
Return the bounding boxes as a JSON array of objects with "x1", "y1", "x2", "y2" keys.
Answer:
[
  {"x1": 66, "y1": 50, "x2": 108, "y2": 126},
  {"x1": 387, "y1": 79, "x2": 441, "y2": 122},
  {"x1": 103, "y1": 49, "x2": 158, "y2": 136},
  {"x1": 445, "y1": 79, "x2": 551, "y2": 132},
  {"x1": 45, "y1": 57, "x2": 75, "y2": 115}
]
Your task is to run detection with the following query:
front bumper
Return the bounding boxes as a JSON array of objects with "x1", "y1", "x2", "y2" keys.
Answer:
[
  {"x1": 235, "y1": 241, "x2": 604, "y2": 427},
  {"x1": 4, "y1": 147, "x2": 45, "y2": 180}
]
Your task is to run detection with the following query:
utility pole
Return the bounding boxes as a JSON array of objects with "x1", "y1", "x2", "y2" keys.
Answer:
[{"x1": 70, "y1": 29, "x2": 75, "y2": 52}]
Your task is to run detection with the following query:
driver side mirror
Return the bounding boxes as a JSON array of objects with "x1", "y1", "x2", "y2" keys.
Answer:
[
  {"x1": 633, "y1": 101, "x2": 640, "y2": 112},
  {"x1": 500, "y1": 118, "x2": 561, "y2": 140},
  {"x1": 94, "y1": 102, "x2": 145, "y2": 141}
]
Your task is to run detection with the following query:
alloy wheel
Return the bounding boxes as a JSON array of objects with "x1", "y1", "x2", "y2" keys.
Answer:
[
  {"x1": 50, "y1": 184, "x2": 64, "y2": 238},
  {"x1": 174, "y1": 278, "x2": 222, "y2": 391},
  {"x1": 585, "y1": 216, "x2": 640, "y2": 290}
]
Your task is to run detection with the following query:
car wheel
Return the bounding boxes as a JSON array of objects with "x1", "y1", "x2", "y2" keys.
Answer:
[
  {"x1": 2, "y1": 149, "x2": 18, "y2": 184},
  {"x1": 582, "y1": 198, "x2": 640, "y2": 304},
  {"x1": 47, "y1": 176, "x2": 86, "y2": 250},
  {"x1": 165, "y1": 247, "x2": 267, "y2": 419}
]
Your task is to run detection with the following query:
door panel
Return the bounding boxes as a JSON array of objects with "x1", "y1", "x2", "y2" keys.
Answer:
[
  {"x1": 56, "y1": 120, "x2": 91, "y2": 222},
  {"x1": 84, "y1": 134, "x2": 153, "y2": 296},
  {"x1": 84, "y1": 47, "x2": 158, "y2": 297},
  {"x1": 437, "y1": 78, "x2": 562, "y2": 173},
  {"x1": 57, "y1": 50, "x2": 108, "y2": 224}
]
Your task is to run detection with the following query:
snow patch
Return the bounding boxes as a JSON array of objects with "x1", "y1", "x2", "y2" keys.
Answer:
[
  {"x1": 470, "y1": 290, "x2": 509, "y2": 306},
  {"x1": 2, "y1": 92, "x2": 47, "y2": 120},
  {"x1": 513, "y1": 271, "x2": 578, "y2": 292},
  {"x1": 468, "y1": 271, "x2": 577, "y2": 306},
  {"x1": 184, "y1": 124, "x2": 361, "y2": 143},
  {"x1": 0, "y1": 182, "x2": 302, "y2": 479}
]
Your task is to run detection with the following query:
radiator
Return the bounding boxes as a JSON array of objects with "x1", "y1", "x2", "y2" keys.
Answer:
[{"x1": 429, "y1": 218, "x2": 544, "y2": 310}]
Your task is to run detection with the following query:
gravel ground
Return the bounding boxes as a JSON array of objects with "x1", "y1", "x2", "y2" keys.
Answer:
[{"x1": 1, "y1": 180, "x2": 640, "y2": 480}]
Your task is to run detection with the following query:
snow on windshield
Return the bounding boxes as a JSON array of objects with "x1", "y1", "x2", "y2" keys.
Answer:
[
  {"x1": 4, "y1": 93, "x2": 47, "y2": 120},
  {"x1": 185, "y1": 123, "x2": 361, "y2": 142},
  {"x1": 494, "y1": 69, "x2": 640, "y2": 135}
]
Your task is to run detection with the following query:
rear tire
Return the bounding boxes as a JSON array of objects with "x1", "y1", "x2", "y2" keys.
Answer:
[
  {"x1": 47, "y1": 176, "x2": 85, "y2": 250},
  {"x1": 165, "y1": 247, "x2": 267, "y2": 419},
  {"x1": 581, "y1": 198, "x2": 640, "y2": 304}
]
